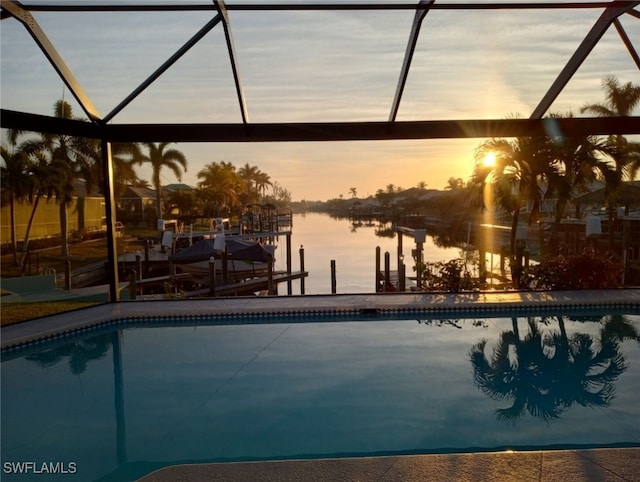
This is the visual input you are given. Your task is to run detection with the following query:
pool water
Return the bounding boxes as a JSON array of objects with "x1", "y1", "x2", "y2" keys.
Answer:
[{"x1": 2, "y1": 311, "x2": 640, "y2": 481}]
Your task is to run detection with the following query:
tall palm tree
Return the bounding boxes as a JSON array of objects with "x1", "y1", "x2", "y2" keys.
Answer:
[
  {"x1": 238, "y1": 162, "x2": 259, "y2": 205},
  {"x1": 11, "y1": 100, "x2": 98, "y2": 259},
  {"x1": 17, "y1": 154, "x2": 70, "y2": 271},
  {"x1": 581, "y1": 76, "x2": 640, "y2": 244},
  {"x1": 1, "y1": 145, "x2": 30, "y2": 264},
  {"x1": 473, "y1": 135, "x2": 557, "y2": 253},
  {"x1": 544, "y1": 113, "x2": 615, "y2": 250},
  {"x1": 135, "y1": 142, "x2": 188, "y2": 222},
  {"x1": 238, "y1": 163, "x2": 272, "y2": 203},
  {"x1": 581, "y1": 75, "x2": 640, "y2": 118},
  {"x1": 254, "y1": 170, "x2": 272, "y2": 196}
]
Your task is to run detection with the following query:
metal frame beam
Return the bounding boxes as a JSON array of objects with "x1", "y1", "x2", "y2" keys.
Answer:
[
  {"x1": 3, "y1": 109, "x2": 638, "y2": 143},
  {"x1": 530, "y1": 1, "x2": 640, "y2": 119},
  {"x1": 389, "y1": 0, "x2": 435, "y2": 122},
  {"x1": 4, "y1": 3, "x2": 623, "y2": 13},
  {"x1": 215, "y1": 0, "x2": 249, "y2": 124},
  {"x1": 103, "y1": 13, "x2": 224, "y2": 123},
  {"x1": 613, "y1": 17, "x2": 640, "y2": 70},
  {"x1": 0, "y1": 0, "x2": 101, "y2": 122}
]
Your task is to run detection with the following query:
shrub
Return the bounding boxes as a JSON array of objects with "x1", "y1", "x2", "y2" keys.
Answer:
[
  {"x1": 421, "y1": 258, "x2": 480, "y2": 292},
  {"x1": 526, "y1": 250, "x2": 623, "y2": 290}
]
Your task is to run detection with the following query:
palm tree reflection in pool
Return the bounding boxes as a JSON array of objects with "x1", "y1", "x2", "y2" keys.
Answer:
[
  {"x1": 469, "y1": 316, "x2": 632, "y2": 424},
  {"x1": 26, "y1": 332, "x2": 112, "y2": 376},
  {"x1": 26, "y1": 332, "x2": 127, "y2": 465}
]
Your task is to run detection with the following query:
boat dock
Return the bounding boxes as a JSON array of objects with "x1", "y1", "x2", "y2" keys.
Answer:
[{"x1": 123, "y1": 270, "x2": 309, "y2": 299}]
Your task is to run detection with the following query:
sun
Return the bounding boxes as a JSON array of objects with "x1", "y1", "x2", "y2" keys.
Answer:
[{"x1": 482, "y1": 152, "x2": 496, "y2": 168}]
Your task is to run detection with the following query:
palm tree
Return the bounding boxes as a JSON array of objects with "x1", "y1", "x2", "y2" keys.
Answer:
[
  {"x1": 581, "y1": 76, "x2": 640, "y2": 245},
  {"x1": 1, "y1": 145, "x2": 30, "y2": 264},
  {"x1": 544, "y1": 112, "x2": 615, "y2": 250},
  {"x1": 16, "y1": 153, "x2": 58, "y2": 270},
  {"x1": 11, "y1": 100, "x2": 98, "y2": 259},
  {"x1": 444, "y1": 177, "x2": 464, "y2": 190},
  {"x1": 85, "y1": 142, "x2": 141, "y2": 201},
  {"x1": 135, "y1": 142, "x2": 188, "y2": 222},
  {"x1": 349, "y1": 187, "x2": 357, "y2": 198},
  {"x1": 238, "y1": 162, "x2": 259, "y2": 204},
  {"x1": 255, "y1": 170, "x2": 272, "y2": 196},
  {"x1": 237, "y1": 163, "x2": 272, "y2": 204},
  {"x1": 166, "y1": 188, "x2": 198, "y2": 221},
  {"x1": 473, "y1": 135, "x2": 557, "y2": 253},
  {"x1": 581, "y1": 75, "x2": 640, "y2": 119},
  {"x1": 197, "y1": 161, "x2": 245, "y2": 216}
]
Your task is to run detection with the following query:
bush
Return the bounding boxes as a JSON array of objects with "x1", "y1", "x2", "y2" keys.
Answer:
[
  {"x1": 420, "y1": 258, "x2": 480, "y2": 292},
  {"x1": 526, "y1": 250, "x2": 623, "y2": 290}
]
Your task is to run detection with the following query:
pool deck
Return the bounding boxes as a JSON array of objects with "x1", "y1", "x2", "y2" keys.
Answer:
[
  {"x1": 3, "y1": 289, "x2": 640, "y2": 481},
  {"x1": 139, "y1": 448, "x2": 640, "y2": 482},
  {"x1": 2, "y1": 289, "x2": 639, "y2": 349}
]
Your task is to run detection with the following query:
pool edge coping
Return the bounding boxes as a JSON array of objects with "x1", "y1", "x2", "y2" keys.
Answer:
[
  {"x1": 136, "y1": 447, "x2": 640, "y2": 482},
  {"x1": 3, "y1": 289, "x2": 640, "y2": 351}
]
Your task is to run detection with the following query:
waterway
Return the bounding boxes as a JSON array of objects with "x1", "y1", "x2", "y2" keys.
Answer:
[{"x1": 275, "y1": 212, "x2": 461, "y2": 295}]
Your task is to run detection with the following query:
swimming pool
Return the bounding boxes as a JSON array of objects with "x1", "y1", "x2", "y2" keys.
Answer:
[{"x1": 2, "y1": 309, "x2": 640, "y2": 481}]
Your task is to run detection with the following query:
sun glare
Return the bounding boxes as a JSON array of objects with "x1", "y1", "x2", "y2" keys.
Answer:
[{"x1": 483, "y1": 152, "x2": 496, "y2": 168}]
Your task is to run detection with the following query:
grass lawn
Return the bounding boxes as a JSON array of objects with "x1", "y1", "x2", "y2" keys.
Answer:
[
  {"x1": 1, "y1": 300, "x2": 101, "y2": 326},
  {"x1": 0, "y1": 230, "x2": 158, "y2": 326}
]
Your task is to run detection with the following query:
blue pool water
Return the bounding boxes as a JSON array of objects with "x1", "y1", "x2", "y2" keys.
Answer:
[{"x1": 2, "y1": 310, "x2": 640, "y2": 481}]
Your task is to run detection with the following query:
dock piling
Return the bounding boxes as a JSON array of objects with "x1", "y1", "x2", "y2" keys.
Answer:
[
  {"x1": 135, "y1": 254, "x2": 142, "y2": 281},
  {"x1": 331, "y1": 259, "x2": 337, "y2": 294},
  {"x1": 286, "y1": 234, "x2": 292, "y2": 295},
  {"x1": 299, "y1": 245, "x2": 305, "y2": 295},
  {"x1": 375, "y1": 246, "x2": 381, "y2": 292},
  {"x1": 384, "y1": 251, "x2": 390, "y2": 290}
]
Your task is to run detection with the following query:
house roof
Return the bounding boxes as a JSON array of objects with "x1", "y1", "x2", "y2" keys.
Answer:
[
  {"x1": 164, "y1": 184, "x2": 194, "y2": 193},
  {"x1": 575, "y1": 181, "x2": 640, "y2": 205},
  {"x1": 120, "y1": 186, "x2": 157, "y2": 200}
]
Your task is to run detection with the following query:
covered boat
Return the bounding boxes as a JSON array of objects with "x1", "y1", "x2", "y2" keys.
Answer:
[{"x1": 168, "y1": 237, "x2": 275, "y2": 279}]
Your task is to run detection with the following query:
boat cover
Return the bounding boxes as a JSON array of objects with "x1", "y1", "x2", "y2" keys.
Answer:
[{"x1": 168, "y1": 238, "x2": 273, "y2": 264}]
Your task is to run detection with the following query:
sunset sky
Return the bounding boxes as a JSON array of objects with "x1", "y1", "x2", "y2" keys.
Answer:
[{"x1": 1, "y1": 1, "x2": 639, "y2": 201}]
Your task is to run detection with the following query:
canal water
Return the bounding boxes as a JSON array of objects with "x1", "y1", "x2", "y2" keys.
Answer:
[{"x1": 275, "y1": 212, "x2": 461, "y2": 295}]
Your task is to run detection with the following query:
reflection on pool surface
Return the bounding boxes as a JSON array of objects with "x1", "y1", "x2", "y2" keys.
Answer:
[{"x1": 2, "y1": 312, "x2": 640, "y2": 481}]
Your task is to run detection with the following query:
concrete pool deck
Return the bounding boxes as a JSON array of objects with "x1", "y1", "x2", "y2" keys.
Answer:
[
  {"x1": 138, "y1": 448, "x2": 640, "y2": 481},
  {"x1": 2, "y1": 289, "x2": 639, "y2": 349}
]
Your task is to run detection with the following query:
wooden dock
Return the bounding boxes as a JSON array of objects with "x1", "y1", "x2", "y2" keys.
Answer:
[
  {"x1": 205, "y1": 270, "x2": 308, "y2": 296},
  {"x1": 124, "y1": 270, "x2": 309, "y2": 299}
]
